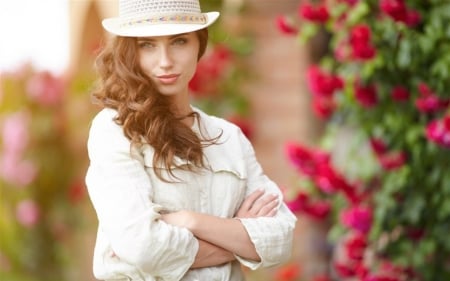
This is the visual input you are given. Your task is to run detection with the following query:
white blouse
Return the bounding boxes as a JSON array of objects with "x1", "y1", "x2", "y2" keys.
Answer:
[{"x1": 85, "y1": 107, "x2": 297, "y2": 281}]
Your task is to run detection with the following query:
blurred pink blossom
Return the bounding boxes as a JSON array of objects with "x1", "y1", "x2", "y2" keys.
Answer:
[
  {"x1": 426, "y1": 115, "x2": 450, "y2": 149},
  {"x1": 391, "y1": 86, "x2": 410, "y2": 102},
  {"x1": 350, "y1": 25, "x2": 376, "y2": 60},
  {"x1": 415, "y1": 82, "x2": 449, "y2": 113},
  {"x1": 0, "y1": 154, "x2": 37, "y2": 187},
  {"x1": 0, "y1": 111, "x2": 37, "y2": 186},
  {"x1": 354, "y1": 82, "x2": 378, "y2": 108},
  {"x1": 307, "y1": 65, "x2": 344, "y2": 97},
  {"x1": 16, "y1": 199, "x2": 40, "y2": 228},
  {"x1": 341, "y1": 205, "x2": 373, "y2": 233},
  {"x1": 275, "y1": 15, "x2": 298, "y2": 35},
  {"x1": 26, "y1": 71, "x2": 65, "y2": 106},
  {"x1": 379, "y1": 0, "x2": 421, "y2": 27},
  {"x1": 299, "y1": 3, "x2": 330, "y2": 23},
  {"x1": 1, "y1": 111, "x2": 30, "y2": 156}
]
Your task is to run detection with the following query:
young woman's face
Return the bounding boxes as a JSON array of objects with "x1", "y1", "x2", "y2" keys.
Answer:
[{"x1": 137, "y1": 32, "x2": 200, "y2": 97}]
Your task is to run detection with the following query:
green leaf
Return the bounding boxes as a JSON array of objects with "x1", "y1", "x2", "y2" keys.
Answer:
[
  {"x1": 346, "y1": 1, "x2": 370, "y2": 26},
  {"x1": 397, "y1": 39, "x2": 412, "y2": 69},
  {"x1": 297, "y1": 23, "x2": 319, "y2": 44}
]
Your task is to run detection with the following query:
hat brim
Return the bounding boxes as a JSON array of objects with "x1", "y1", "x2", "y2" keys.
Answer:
[{"x1": 102, "y1": 11, "x2": 220, "y2": 37}]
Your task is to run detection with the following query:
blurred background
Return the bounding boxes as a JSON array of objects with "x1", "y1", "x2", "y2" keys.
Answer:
[{"x1": 1, "y1": 0, "x2": 449, "y2": 281}]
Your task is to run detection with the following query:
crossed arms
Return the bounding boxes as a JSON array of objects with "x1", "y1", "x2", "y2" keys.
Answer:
[{"x1": 161, "y1": 189, "x2": 279, "y2": 268}]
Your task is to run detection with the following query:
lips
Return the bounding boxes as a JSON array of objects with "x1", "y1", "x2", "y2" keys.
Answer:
[{"x1": 157, "y1": 74, "x2": 180, "y2": 84}]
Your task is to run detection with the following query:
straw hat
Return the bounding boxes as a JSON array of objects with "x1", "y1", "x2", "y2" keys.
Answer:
[{"x1": 102, "y1": 0, "x2": 220, "y2": 37}]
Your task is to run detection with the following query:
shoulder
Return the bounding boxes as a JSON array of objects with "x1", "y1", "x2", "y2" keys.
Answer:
[
  {"x1": 193, "y1": 106, "x2": 242, "y2": 137},
  {"x1": 90, "y1": 108, "x2": 119, "y2": 127},
  {"x1": 87, "y1": 108, "x2": 131, "y2": 156}
]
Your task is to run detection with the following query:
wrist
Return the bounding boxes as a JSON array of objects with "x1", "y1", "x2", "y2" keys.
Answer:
[{"x1": 185, "y1": 210, "x2": 199, "y2": 233}]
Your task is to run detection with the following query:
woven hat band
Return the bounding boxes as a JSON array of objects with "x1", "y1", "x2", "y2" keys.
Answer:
[
  {"x1": 120, "y1": 13, "x2": 207, "y2": 28},
  {"x1": 119, "y1": 0, "x2": 201, "y2": 17}
]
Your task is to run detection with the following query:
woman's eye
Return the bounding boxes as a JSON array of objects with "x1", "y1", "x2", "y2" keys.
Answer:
[
  {"x1": 173, "y1": 38, "x2": 187, "y2": 45},
  {"x1": 138, "y1": 42, "x2": 154, "y2": 49}
]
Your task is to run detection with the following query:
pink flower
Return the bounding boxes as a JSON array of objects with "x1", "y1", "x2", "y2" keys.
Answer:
[
  {"x1": 334, "y1": 40, "x2": 352, "y2": 62},
  {"x1": 354, "y1": 82, "x2": 378, "y2": 108},
  {"x1": 298, "y1": 3, "x2": 329, "y2": 23},
  {"x1": 350, "y1": 25, "x2": 376, "y2": 60},
  {"x1": 68, "y1": 180, "x2": 86, "y2": 204},
  {"x1": 189, "y1": 44, "x2": 232, "y2": 96},
  {"x1": 344, "y1": 232, "x2": 367, "y2": 260},
  {"x1": 426, "y1": 115, "x2": 450, "y2": 148},
  {"x1": 415, "y1": 83, "x2": 449, "y2": 113},
  {"x1": 275, "y1": 15, "x2": 298, "y2": 35},
  {"x1": 378, "y1": 151, "x2": 407, "y2": 170},
  {"x1": 379, "y1": 0, "x2": 421, "y2": 27},
  {"x1": 0, "y1": 154, "x2": 37, "y2": 186},
  {"x1": 391, "y1": 86, "x2": 410, "y2": 102},
  {"x1": 285, "y1": 142, "x2": 330, "y2": 176},
  {"x1": 379, "y1": 0, "x2": 408, "y2": 22},
  {"x1": 26, "y1": 71, "x2": 65, "y2": 106},
  {"x1": 341, "y1": 205, "x2": 373, "y2": 233},
  {"x1": 314, "y1": 164, "x2": 346, "y2": 194},
  {"x1": 16, "y1": 199, "x2": 40, "y2": 228},
  {"x1": 285, "y1": 192, "x2": 309, "y2": 213},
  {"x1": 304, "y1": 200, "x2": 331, "y2": 220},
  {"x1": 307, "y1": 65, "x2": 344, "y2": 97},
  {"x1": 1, "y1": 111, "x2": 30, "y2": 156},
  {"x1": 369, "y1": 138, "x2": 388, "y2": 155},
  {"x1": 312, "y1": 96, "x2": 336, "y2": 119},
  {"x1": 334, "y1": 261, "x2": 357, "y2": 278},
  {"x1": 405, "y1": 9, "x2": 421, "y2": 27}
]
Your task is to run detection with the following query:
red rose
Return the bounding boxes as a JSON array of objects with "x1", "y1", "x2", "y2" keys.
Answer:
[
  {"x1": 391, "y1": 86, "x2": 410, "y2": 101},
  {"x1": 341, "y1": 205, "x2": 373, "y2": 233},
  {"x1": 275, "y1": 15, "x2": 298, "y2": 35},
  {"x1": 379, "y1": 0, "x2": 408, "y2": 22},
  {"x1": 307, "y1": 65, "x2": 344, "y2": 97},
  {"x1": 354, "y1": 82, "x2": 378, "y2": 108},
  {"x1": 299, "y1": 3, "x2": 330, "y2": 23},
  {"x1": 350, "y1": 25, "x2": 376, "y2": 60},
  {"x1": 312, "y1": 96, "x2": 336, "y2": 119}
]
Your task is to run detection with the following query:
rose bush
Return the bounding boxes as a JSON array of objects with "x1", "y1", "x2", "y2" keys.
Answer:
[{"x1": 277, "y1": 0, "x2": 450, "y2": 280}]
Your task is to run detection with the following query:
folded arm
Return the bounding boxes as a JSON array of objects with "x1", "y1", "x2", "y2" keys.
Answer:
[{"x1": 162, "y1": 189, "x2": 279, "y2": 264}]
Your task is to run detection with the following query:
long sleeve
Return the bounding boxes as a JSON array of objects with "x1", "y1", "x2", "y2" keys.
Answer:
[
  {"x1": 234, "y1": 129, "x2": 297, "y2": 270},
  {"x1": 85, "y1": 109, "x2": 198, "y2": 280}
]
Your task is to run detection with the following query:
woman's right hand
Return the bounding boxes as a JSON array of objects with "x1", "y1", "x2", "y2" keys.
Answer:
[{"x1": 234, "y1": 189, "x2": 279, "y2": 218}]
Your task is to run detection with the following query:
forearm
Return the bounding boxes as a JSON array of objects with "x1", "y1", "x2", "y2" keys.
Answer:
[
  {"x1": 190, "y1": 213, "x2": 260, "y2": 261},
  {"x1": 191, "y1": 239, "x2": 235, "y2": 268}
]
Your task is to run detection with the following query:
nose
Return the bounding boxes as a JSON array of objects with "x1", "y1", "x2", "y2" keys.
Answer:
[{"x1": 158, "y1": 46, "x2": 173, "y2": 69}]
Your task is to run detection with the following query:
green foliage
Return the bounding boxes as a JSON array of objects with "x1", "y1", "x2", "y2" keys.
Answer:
[{"x1": 284, "y1": 0, "x2": 450, "y2": 279}]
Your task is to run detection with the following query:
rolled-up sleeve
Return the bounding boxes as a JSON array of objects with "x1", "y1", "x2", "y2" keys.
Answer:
[
  {"x1": 234, "y1": 129, "x2": 297, "y2": 270},
  {"x1": 85, "y1": 109, "x2": 198, "y2": 280}
]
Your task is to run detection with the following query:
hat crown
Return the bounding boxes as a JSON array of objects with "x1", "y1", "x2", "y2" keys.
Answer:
[{"x1": 119, "y1": 0, "x2": 202, "y2": 17}]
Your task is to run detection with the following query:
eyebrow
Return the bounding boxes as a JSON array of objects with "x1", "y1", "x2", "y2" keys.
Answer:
[{"x1": 137, "y1": 33, "x2": 189, "y2": 42}]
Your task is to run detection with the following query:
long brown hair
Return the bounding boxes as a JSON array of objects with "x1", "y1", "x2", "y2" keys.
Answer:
[{"x1": 92, "y1": 28, "x2": 214, "y2": 181}]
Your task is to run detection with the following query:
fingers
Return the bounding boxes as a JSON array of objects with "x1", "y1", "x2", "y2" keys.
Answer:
[
  {"x1": 240, "y1": 189, "x2": 265, "y2": 212},
  {"x1": 235, "y1": 188, "x2": 281, "y2": 218},
  {"x1": 251, "y1": 193, "x2": 279, "y2": 217}
]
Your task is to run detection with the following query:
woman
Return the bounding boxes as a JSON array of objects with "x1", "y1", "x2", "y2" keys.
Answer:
[{"x1": 85, "y1": 0, "x2": 297, "y2": 280}]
